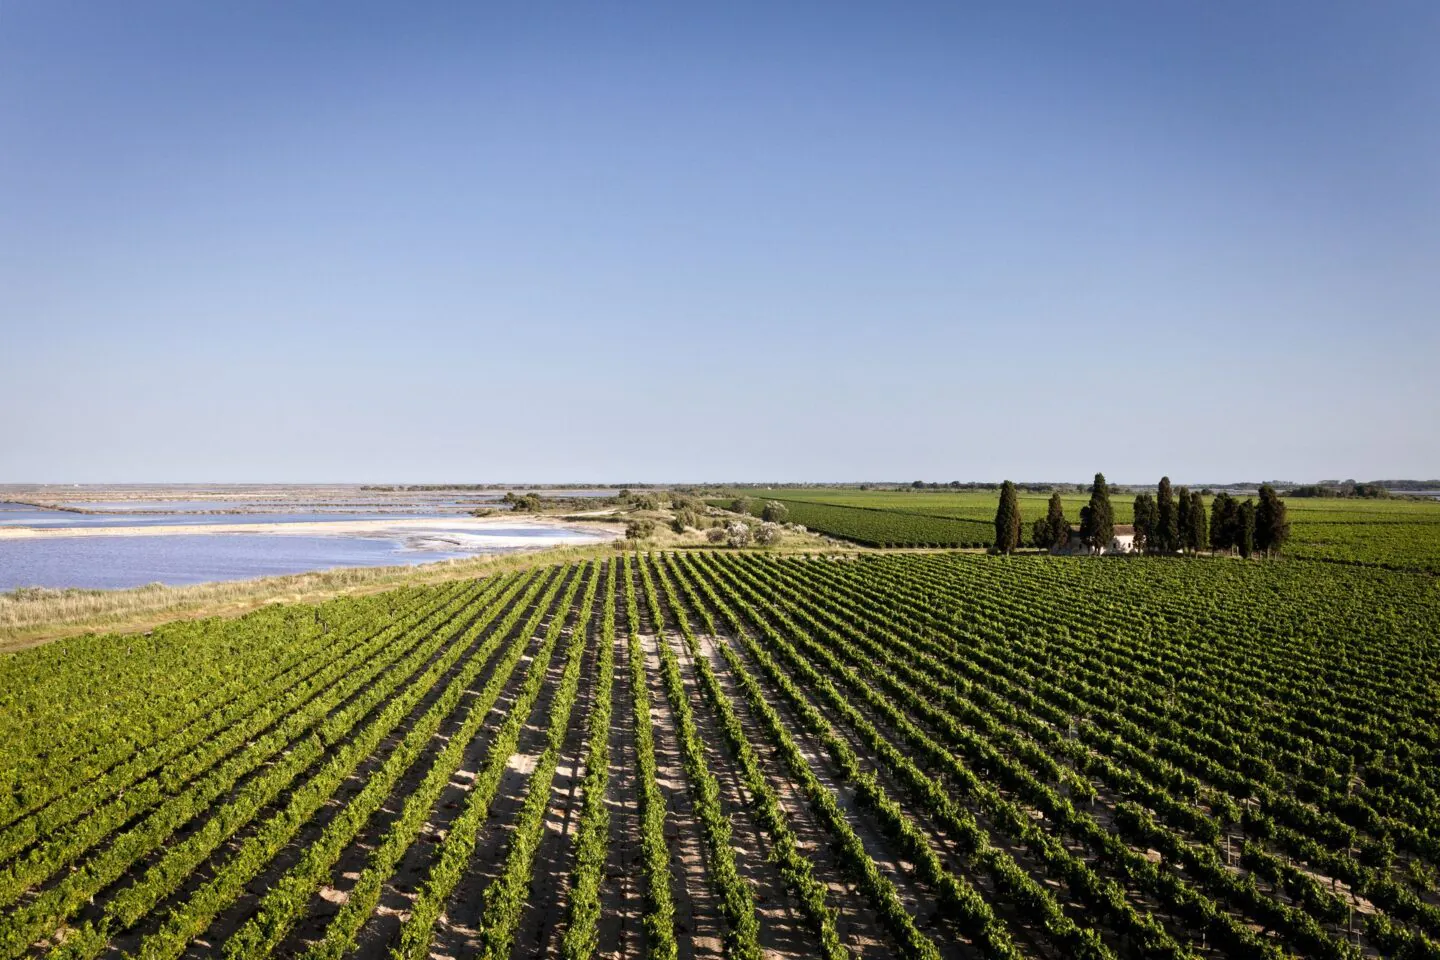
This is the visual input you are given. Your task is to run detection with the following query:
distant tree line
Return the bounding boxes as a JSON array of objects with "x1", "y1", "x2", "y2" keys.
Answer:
[
  {"x1": 1286, "y1": 481, "x2": 1393, "y2": 499},
  {"x1": 916, "y1": 480, "x2": 1063, "y2": 492},
  {"x1": 998, "y1": 474, "x2": 1292, "y2": 558}
]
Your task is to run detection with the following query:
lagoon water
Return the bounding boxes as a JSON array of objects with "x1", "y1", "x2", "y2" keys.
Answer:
[
  {"x1": 0, "y1": 526, "x2": 603, "y2": 591},
  {"x1": 0, "y1": 508, "x2": 463, "y2": 529},
  {"x1": 0, "y1": 502, "x2": 610, "y2": 591}
]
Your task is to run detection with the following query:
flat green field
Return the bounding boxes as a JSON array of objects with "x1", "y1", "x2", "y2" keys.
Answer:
[{"x1": 719, "y1": 489, "x2": 1440, "y2": 570}]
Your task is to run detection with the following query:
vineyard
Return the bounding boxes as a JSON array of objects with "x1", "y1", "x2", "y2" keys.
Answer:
[
  {"x1": 2, "y1": 552, "x2": 1439, "y2": 959},
  {"x1": 718, "y1": 490, "x2": 1440, "y2": 569},
  {"x1": 712, "y1": 498, "x2": 994, "y2": 548}
]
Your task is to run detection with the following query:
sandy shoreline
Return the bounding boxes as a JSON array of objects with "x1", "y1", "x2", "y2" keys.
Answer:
[{"x1": 0, "y1": 514, "x2": 623, "y2": 541}]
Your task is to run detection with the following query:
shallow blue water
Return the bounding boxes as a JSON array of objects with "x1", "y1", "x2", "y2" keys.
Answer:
[
  {"x1": 0, "y1": 527, "x2": 598, "y2": 591},
  {"x1": 0, "y1": 496, "x2": 615, "y2": 527},
  {"x1": 0, "y1": 507, "x2": 463, "y2": 528},
  {"x1": 50, "y1": 499, "x2": 493, "y2": 512}
]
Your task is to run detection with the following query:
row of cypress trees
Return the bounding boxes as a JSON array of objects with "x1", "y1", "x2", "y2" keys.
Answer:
[
  {"x1": 996, "y1": 475, "x2": 1111, "y2": 554},
  {"x1": 1008, "y1": 473, "x2": 1114, "y2": 554},
  {"x1": 994, "y1": 474, "x2": 1291, "y2": 557},
  {"x1": 1133, "y1": 476, "x2": 1209, "y2": 553}
]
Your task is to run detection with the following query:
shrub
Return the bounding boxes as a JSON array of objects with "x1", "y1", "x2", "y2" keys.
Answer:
[
  {"x1": 726, "y1": 521, "x2": 753, "y2": 548},
  {"x1": 706, "y1": 526, "x2": 728, "y2": 544},
  {"x1": 671, "y1": 509, "x2": 698, "y2": 534},
  {"x1": 760, "y1": 500, "x2": 789, "y2": 523},
  {"x1": 754, "y1": 522, "x2": 784, "y2": 546},
  {"x1": 626, "y1": 518, "x2": 657, "y2": 541},
  {"x1": 732, "y1": 497, "x2": 753, "y2": 516}
]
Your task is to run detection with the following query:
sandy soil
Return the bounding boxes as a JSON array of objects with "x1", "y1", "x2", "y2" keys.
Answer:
[{"x1": 0, "y1": 514, "x2": 622, "y2": 542}]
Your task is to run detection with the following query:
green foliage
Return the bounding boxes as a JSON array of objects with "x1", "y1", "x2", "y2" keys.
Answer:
[
  {"x1": 622, "y1": 555, "x2": 678, "y2": 960},
  {"x1": 1210, "y1": 492, "x2": 1239, "y2": 553},
  {"x1": 1238, "y1": 499, "x2": 1257, "y2": 558},
  {"x1": 502, "y1": 491, "x2": 544, "y2": 512},
  {"x1": 707, "y1": 497, "x2": 992, "y2": 547},
  {"x1": 652, "y1": 556, "x2": 850, "y2": 960},
  {"x1": 471, "y1": 568, "x2": 599, "y2": 960},
  {"x1": 1080, "y1": 473, "x2": 1114, "y2": 550},
  {"x1": 1040, "y1": 492, "x2": 1070, "y2": 550},
  {"x1": 637, "y1": 560, "x2": 764, "y2": 960},
  {"x1": 1287, "y1": 482, "x2": 1394, "y2": 499},
  {"x1": 993, "y1": 481, "x2": 1021, "y2": 554},
  {"x1": 754, "y1": 521, "x2": 784, "y2": 546},
  {"x1": 1156, "y1": 477, "x2": 1178, "y2": 552},
  {"x1": 1132, "y1": 493, "x2": 1158, "y2": 553},
  {"x1": 1177, "y1": 487, "x2": 1192, "y2": 551},
  {"x1": 760, "y1": 500, "x2": 789, "y2": 523},
  {"x1": 6, "y1": 543, "x2": 1440, "y2": 960},
  {"x1": 561, "y1": 562, "x2": 617, "y2": 960},
  {"x1": 301, "y1": 574, "x2": 555, "y2": 960},
  {"x1": 727, "y1": 521, "x2": 753, "y2": 548},
  {"x1": 393, "y1": 569, "x2": 586, "y2": 960},
  {"x1": 1256, "y1": 484, "x2": 1292, "y2": 557},
  {"x1": 1187, "y1": 491, "x2": 1208, "y2": 554},
  {"x1": 712, "y1": 487, "x2": 1440, "y2": 567},
  {"x1": 625, "y1": 518, "x2": 657, "y2": 541}
]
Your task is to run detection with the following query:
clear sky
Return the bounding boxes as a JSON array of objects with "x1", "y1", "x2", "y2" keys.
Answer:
[{"x1": 2, "y1": 2, "x2": 1437, "y2": 484}]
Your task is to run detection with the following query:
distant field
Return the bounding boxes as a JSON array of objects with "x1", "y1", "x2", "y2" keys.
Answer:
[
  {"x1": 711, "y1": 496, "x2": 994, "y2": 547},
  {"x1": 3, "y1": 552, "x2": 1438, "y2": 959},
  {"x1": 718, "y1": 489, "x2": 1440, "y2": 570}
]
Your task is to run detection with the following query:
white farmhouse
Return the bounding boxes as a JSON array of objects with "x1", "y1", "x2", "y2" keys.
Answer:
[{"x1": 1054, "y1": 524, "x2": 1137, "y2": 555}]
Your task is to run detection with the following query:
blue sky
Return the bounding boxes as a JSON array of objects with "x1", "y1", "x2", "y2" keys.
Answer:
[{"x1": 2, "y1": 2, "x2": 1436, "y2": 483}]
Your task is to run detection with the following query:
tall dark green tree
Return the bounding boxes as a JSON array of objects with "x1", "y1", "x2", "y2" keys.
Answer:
[
  {"x1": 1046, "y1": 491, "x2": 1069, "y2": 549},
  {"x1": 1237, "y1": 499, "x2": 1257, "y2": 559},
  {"x1": 1132, "y1": 493, "x2": 1158, "y2": 553},
  {"x1": 1210, "y1": 492, "x2": 1238, "y2": 553},
  {"x1": 1176, "y1": 487, "x2": 1193, "y2": 552},
  {"x1": 1187, "y1": 490, "x2": 1208, "y2": 554},
  {"x1": 993, "y1": 480, "x2": 1022, "y2": 554},
  {"x1": 1032, "y1": 491, "x2": 1070, "y2": 550},
  {"x1": 1155, "y1": 476, "x2": 1178, "y2": 552},
  {"x1": 1255, "y1": 484, "x2": 1291, "y2": 557},
  {"x1": 1080, "y1": 473, "x2": 1114, "y2": 551}
]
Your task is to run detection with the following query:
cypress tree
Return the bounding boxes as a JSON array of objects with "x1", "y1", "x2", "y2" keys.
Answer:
[
  {"x1": 993, "y1": 480, "x2": 1021, "y2": 554},
  {"x1": 1188, "y1": 490, "x2": 1208, "y2": 554},
  {"x1": 1237, "y1": 499, "x2": 1257, "y2": 559},
  {"x1": 1155, "y1": 476, "x2": 1178, "y2": 553},
  {"x1": 1081, "y1": 473, "x2": 1114, "y2": 551},
  {"x1": 1132, "y1": 493, "x2": 1157, "y2": 553},
  {"x1": 1255, "y1": 484, "x2": 1291, "y2": 557},
  {"x1": 1045, "y1": 492, "x2": 1069, "y2": 550},
  {"x1": 1176, "y1": 487, "x2": 1193, "y2": 552},
  {"x1": 1209, "y1": 492, "x2": 1237, "y2": 553}
]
